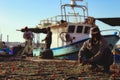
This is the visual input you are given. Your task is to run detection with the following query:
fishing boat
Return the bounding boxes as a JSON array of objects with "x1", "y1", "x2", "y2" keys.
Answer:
[{"x1": 20, "y1": 0, "x2": 120, "y2": 60}]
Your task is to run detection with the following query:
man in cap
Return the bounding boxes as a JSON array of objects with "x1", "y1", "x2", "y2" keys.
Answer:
[
  {"x1": 78, "y1": 25, "x2": 113, "y2": 73},
  {"x1": 23, "y1": 26, "x2": 34, "y2": 56}
]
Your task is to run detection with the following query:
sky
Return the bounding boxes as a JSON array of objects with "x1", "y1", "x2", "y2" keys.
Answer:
[{"x1": 0, "y1": 0, "x2": 120, "y2": 44}]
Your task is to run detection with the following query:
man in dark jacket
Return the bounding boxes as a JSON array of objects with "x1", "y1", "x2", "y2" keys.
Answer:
[
  {"x1": 78, "y1": 25, "x2": 113, "y2": 72},
  {"x1": 42, "y1": 27, "x2": 52, "y2": 49}
]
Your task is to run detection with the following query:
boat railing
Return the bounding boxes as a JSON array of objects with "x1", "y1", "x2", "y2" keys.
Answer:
[{"x1": 40, "y1": 14, "x2": 88, "y2": 27}]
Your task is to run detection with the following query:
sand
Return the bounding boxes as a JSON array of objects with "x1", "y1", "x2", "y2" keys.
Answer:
[{"x1": 0, "y1": 57, "x2": 119, "y2": 80}]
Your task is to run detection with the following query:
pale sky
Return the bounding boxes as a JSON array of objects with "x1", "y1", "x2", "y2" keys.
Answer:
[{"x1": 0, "y1": 0, "x2": 120, "y2": 44}]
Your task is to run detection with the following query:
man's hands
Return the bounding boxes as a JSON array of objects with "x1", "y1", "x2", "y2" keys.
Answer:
[
  {"x1": 82, "y1": 60, "x2": 89, "y2": 65},
  {"x1": 78, "y1": 57, "x2": 91, "y2": 65},
  {"x1": 78, "y1": 57, "x2": 82, "y2": 64},
  {"x1": 42, "y1": 39, "x2": 45, "y2": 42}
]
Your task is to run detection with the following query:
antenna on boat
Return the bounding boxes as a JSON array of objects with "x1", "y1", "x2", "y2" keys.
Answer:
[
  {"x1": 70, "y1": 0, "x2": 84, "y2": 23},
  {"x1": 60, "y1": 0, "x2": 62, "y2": 7},
  {"x1": 86, "y1": 1, "x2": 89, "y2": 16},
  {"x1": 71, "y1": 0, "x2": 83, "y2": 5},
  {"x1": 60, "y1": 0, "x2": 62, "y2": 20}
]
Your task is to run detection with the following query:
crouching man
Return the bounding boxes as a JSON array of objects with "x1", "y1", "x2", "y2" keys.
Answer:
[{"x1": 78, "y1": 26, "x2": 113, "y2": 73}]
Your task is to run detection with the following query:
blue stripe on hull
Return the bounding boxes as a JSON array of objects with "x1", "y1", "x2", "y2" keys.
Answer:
[
  {"x1": 52, "y1": 35, "x2": 119, "y2": 60},
  {"x1": 55, "y1": 51, "x2": 79, "y2": 60}
]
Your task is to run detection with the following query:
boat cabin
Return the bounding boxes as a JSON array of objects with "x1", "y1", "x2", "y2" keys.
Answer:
[{"x1": 60, "y1": 23, "x2": 91, "y2": 46}]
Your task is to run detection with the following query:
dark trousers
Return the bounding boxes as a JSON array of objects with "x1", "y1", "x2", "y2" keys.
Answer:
[
  {"x1": 45, "y1": 43, "x2": 51, "y2": 49},
  {"x1": 81, "y1": 48, "x2": 113, "y2": 68}
]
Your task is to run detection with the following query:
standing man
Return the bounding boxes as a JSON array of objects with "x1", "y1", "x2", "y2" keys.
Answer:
[
  {"x1": 78, "y1": 25, "x2": 113, "y2": 73},
  {"x1": 23, "y1": 26, "x2": 34, "y2": 56},
  {"x1": 42, "y1": 27, "x2": 52, "y2": 49}
]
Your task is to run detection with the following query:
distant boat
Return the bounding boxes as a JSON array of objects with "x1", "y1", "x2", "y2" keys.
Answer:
[{"x1": 19, "y1": 0, "x2": 120, "y2": 60}]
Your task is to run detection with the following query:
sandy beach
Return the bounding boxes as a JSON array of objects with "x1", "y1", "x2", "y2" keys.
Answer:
[{"x1": 0, "y1": 57, "x2": 120, "y2": 80}]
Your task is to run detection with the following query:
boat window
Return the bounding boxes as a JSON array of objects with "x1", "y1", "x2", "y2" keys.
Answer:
[
  {"x1": 68, "y1": 25, "x2": 75, "y2": 33},
  {"x1": 84, "y1": 26, "x2": 90, "y2": 34},
  {"x1": 76, "y1": 26, "x2": 83, "y2": 33}
]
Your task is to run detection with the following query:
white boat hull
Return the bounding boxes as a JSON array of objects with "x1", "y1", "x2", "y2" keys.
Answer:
[{"x1": 33, "y1": 35, "x2": 119, "y2": 60}]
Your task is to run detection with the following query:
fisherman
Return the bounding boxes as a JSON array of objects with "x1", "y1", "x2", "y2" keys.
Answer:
[
  {"x1": 78, "y1": 25, "x2": 113, "y2": 73},
  {"x1": 1, "y1": 42, "x2": 7, "y2": 49},
  {"x1": 42, "y1": 27, "x2": 52, "y2": 49},
  {"x1": 23, "y1": 26, "x2": 34, "y2": 56},
  {"x1": 0, "y1": 41, "x2": 10, "y2": 54}
]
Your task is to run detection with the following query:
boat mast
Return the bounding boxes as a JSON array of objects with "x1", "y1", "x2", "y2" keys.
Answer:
[{"x1": 60, "y1": 0, "x2": 63, "y2": 20}]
